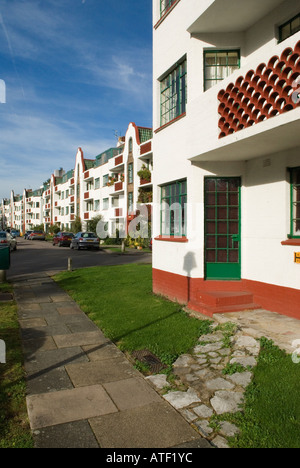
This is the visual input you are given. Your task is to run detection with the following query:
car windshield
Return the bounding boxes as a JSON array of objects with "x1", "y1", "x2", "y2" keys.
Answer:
[
  {"x1": 62, "y1": 232, "x2": 73, "y2": 236},
  {"x1": 34, "y1": 231, "x2": 43, "y2": 234},
  {"x1": 0, "y1": 233, "x2": 6, "y2": 238},
  {"x1": 82, "y1": 233, "x2": 97, "y2": 238}
]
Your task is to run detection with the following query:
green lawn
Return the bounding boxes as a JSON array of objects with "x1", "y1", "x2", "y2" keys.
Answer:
[
  {"x1": 54, "y1": 264, "x2": 212, "y2": 367},
  {"x1": 0, "y1": 284, "x2": 33, "y2": 448}
]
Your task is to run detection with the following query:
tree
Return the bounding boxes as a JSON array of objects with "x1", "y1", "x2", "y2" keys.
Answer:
[
  {"x1": 71, "y1": 216, "x2": 82, "y2": 233},
  {"x1": 87, "y1": 215, "x2": 103, "y2": 233}
]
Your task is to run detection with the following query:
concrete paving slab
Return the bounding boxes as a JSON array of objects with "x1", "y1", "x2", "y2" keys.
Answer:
[
  {"x1": 21, "y1": 324, "x2": 71, "y2": 340},
  {"x1": 82, "y1": 342, "x2": 125, "y2": 361},
  {"x1": 103, "y1": 377, "x2": 162, "y2": 411},
  {"x1": 22, "y1": 336, "x2": 57, "y2": 355},
  {"x1": 89, "y1": 402, "x2": 207, "y2": 449},
  {"x1": 66, "y1": 358, "x2": 139, "y2": 387},
  {"x1": 27, "y1": 367, "x2": 74, "y2": 395},
  {"x1": 53, "y1": 331, "x2": 107, "y2": 348},
  {"x1": 56, "y1": 305, "x2": 82, "y2": 315},
  {"x1": 19, "y1": 318, "x2": 48, "y2": 329},
  {"x1": 32, "y1": 420, "x2": 100, "y2": 448},
  {"x1": 26, "y1": 384, "x2": 118, "y2": 429},
  {"x1": 24, "y1": 346, "x2": 89, "y2": 375}
]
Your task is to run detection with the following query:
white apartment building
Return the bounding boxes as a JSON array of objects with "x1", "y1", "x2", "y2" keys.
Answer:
[
  {"x1": 152, "y1": 0, "x2": 300, "y2": 318},
  {"x1": 1, "y1": 122, "x2": 153, "y2": 240}
]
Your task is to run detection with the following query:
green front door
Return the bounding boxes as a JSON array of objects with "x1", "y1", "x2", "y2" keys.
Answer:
[{"x1": 204, "y1": 177, "x2": 241, "y2": 280}]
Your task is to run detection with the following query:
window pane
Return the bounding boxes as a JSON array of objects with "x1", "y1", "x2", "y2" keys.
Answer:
[
  {"x1": 161, "y1": 179, "x2": 187, "y2": 236},
  {"x1": 160, "y1": 59, "x2": 186, "y2": 125},
  {"x1": 204, "y1": 50, "x2": 240, "y2": 91}
]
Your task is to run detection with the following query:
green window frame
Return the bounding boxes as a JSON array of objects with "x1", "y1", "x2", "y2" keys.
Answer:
[
  {"x1": 161, "y1": 179, "x2": 187, "y2": 237},
  {"x1": 128, "y1": 192, "x2": 133, "y2": 214},
  {"x1": 160, "y1": 58, "x2": 187, "y2": 126},
  {"x1": 204, "y1": 50, "x2": 240, "y2": 92},
  {"x1": 160, "y1": 0, "x2": 177, "y2": 17},
  {"x1": 128, "y1": 163, "x2": 133, "y2": 184},
  {"x1": 290, "y1": 167, "x2": 300, "y2": 238},
  {"x1": 279, "y1": 13, "x2": 300, "y2": 42}
]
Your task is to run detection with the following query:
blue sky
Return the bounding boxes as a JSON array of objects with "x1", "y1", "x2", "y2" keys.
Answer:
[{"x1": 0, "y1": 0, "x2": 152, "y2": 199}]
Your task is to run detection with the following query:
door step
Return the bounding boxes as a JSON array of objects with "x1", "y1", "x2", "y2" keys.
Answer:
[{"x1": 187, "y1": 290, "x2": 260, "y2": 318}]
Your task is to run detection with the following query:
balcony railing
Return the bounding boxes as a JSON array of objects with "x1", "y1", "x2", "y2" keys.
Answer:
[
  {"x1": 114, "y1": 181, "x2": 123, "y2": 192},
  {"x1": 218, "y1": 40, "x2": 300, "y2": 139}
]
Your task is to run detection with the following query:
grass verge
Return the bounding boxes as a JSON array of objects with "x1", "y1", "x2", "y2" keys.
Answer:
[
  {"x1": 54, "y1": 264, "x2": 212, "y2": 368},
  {"x1": 219, "y1": 337, "x2": 300, "y2": 448},
  {"x1": 0, "y1": 283, "x2": 33, "y2": 448}
]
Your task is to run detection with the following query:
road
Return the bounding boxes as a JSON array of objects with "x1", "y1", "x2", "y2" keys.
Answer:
[{"x1": 7, "y1": 238, "x2": 152, "y2": 279}]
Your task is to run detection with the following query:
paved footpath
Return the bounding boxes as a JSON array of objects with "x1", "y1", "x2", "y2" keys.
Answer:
[{"x1": 13, "y1": 272, "x2": 212, "y2": 449}]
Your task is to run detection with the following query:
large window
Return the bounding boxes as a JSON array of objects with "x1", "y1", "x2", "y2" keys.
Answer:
[
  {"x1": 161, "y1": 179, "x2": 187, "y2": 237},
  {"x1": 290, "y1": 167, "x2": 300, "y2": 238},
  {"x1": 160, "y1": 58, "x2": 187, "y2": 126},
  {"x1": 279, "y1": 13, "x2": 300, "y2": 42},
  {"x1": 160, "y1": 0, "x2": 177, "y2": 17},
  {"x1": 204, "y1": 50, "x2": 240, "y2": 91},
  {"x1": 128, "y1": 163, "x2": 133, "y2": 184}
]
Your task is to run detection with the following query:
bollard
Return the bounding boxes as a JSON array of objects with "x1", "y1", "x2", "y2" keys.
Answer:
[
  {"x1": 68, "y1": 258, "x2": 73, "y2": 272},
  {"x1": 0, "y1": 270, "x2": 6, "y2": 283}
]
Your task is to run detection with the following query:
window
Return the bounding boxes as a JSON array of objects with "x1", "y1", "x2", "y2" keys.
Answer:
[
  {"x1": 128, "y1": 163, "x2": 133, "y2": 184},
  {"x1": 279, "y1": 13, "x2": 300, "y2": 42},
  {"x1": 160, "y1": 0, "x2": 177, "y2": 17},
  {"x1": 128, "y1": 192, "x2": 133, "y2": 214},
  {"x1": 160, "y1": 58, "x2": 187, "y2": 126},
  {"x1": 204, "y1": 50, "x2": 240, "y2": 91},
  {"x1": 94, "y1": 200, "x2": 100, "y2": 211},
  {"x1": 103, "y1": 198, "x2": 109, "y2": 210},
  {"x1": 129, "y1": 138, "x2": 133, "y2": 153},
  {"x1": 290, "y1": 167, "x2": 300, "y2": 238},
  {"x1": 161, "y1": 179, "x2": 187, "y2": 237},
  {"x1": 95, "y1": 178, "x2": 100, "y2": 190},
  {"x1": 86, "y1": 200, "x2": 94, "y2": 212},
  {"x1": 103, "y1": 174, "x2": 109, "y2": 187}
]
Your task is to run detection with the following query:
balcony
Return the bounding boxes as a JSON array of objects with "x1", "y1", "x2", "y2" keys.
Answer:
[
  {"x1": 115, "y1": 208, "x2": 123, "y2": 217},
  {"x1": 187, "y1": 0, "x2": 284, "y2": 34},
  {"x1": 188, "y1": 35, "x2": 300, "y2": 163},
  {"x1": 114, "y1": 181, "x2": 124, "y2": 193}
]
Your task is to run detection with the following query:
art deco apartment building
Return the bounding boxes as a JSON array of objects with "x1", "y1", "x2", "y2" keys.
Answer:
[
  {"x1": 1, "y1": 122, "x2": 153, "y2": 238},
  {"x1": 152, "y1": 0, "x2": 300, "y2": 318}
]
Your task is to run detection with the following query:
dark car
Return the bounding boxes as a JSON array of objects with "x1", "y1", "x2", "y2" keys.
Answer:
[
  {"x1": 53, "y1": 232, "x2": 74, "y2": 247},
  {"x1": 24, "y1": 230, "x2": 33, "y2": 240},
  {"x1": 70, "y1": 232, "x2": 100, "y2": 250},
  {"x1": 28, "y1": 231, "x2": 46, "y2": 241},
  {"x1": 0, "y1": 231, "x2": 17, "y2": 251}
]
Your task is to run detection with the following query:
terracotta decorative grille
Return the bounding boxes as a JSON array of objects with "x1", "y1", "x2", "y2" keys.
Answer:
[{"x1": 217, "y1": 41, "x2": 300, "y2": 139}]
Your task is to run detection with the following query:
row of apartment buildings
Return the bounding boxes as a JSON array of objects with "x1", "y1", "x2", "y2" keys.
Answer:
[
  {"x1": 1, "y1": 0, "x2": 300, "y2": 320},
  {"x1": 0, "y1": 123, "x2": 153, "y2": 237}
]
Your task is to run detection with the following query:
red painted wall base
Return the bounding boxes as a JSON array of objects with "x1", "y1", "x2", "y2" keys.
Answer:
[{"x1": 152, "y1": 268, "x2": 300, "y2": 320}]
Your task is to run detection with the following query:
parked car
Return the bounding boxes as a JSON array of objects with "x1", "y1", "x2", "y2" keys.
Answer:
[
  {"x1": 0, "y1": 231, "x2": 17, "y2": 251},
  {"x1": 11, "y1": 229, "x2": 20, "y2": 238},
  {"x1": 28, "y1": 230, "x2": 46, "y2": 241},
  {"x1": 53, "y1": 232, "x2": 74, "y2": 247},
  {"x1": 24, "y1": 230, "x2": 33, "y2": 240},
  {"x1": 70, "y1": 232, "x2": 100, "y2": 250}
]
